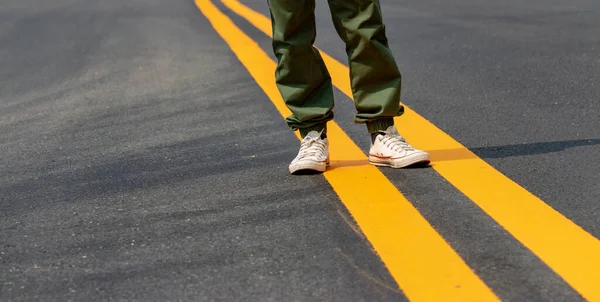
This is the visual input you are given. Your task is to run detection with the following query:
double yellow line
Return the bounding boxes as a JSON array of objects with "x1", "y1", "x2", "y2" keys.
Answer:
[{"x1": 195, "y1": 0, "x2": 600, "y2": 300}]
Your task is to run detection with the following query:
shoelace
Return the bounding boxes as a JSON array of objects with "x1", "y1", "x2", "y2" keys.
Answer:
[
  {"x1": 298, "y1": 136, "x2": 327, "y2": 158},
  {"x1": 380, "y1": 133, "x2": 415, "y2": 152}
]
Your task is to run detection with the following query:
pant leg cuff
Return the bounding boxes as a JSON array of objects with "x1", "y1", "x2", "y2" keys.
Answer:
[
  {"x1": 366, "y1": 118, "x2": 394, "y2": 133},
  {"x1": 299, "y1": 123, "x2": 327, "y2": 138}
]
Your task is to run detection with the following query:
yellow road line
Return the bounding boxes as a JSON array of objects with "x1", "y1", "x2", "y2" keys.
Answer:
[
  {"x1": 195, "y1": 0, "x2": 499, "y2": 300},
  {"x1": 220, "y1": 0, "x2": 600, "y2": 300}
]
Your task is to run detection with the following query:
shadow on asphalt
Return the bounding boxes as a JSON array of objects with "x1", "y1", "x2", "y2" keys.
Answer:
[
  {"x1": 328, "y1": 159, "x2": 431, "y2": 170},
  {"x1": 427, "y1": 138, "x2": 600, "y2": 161}
]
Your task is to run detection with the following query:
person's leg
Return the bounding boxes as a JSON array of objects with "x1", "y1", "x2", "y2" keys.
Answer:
[
  {"x1": 269, "y1": 0, "x2": 332, "y2": 174},
  {"x1": 326, "y1": 0, "x2": 402, "y2": 133},
  {"x1": 268, "y1": 0, "x2": 334, "y2": 137},
  {"x1": 327, "y1": 0, "x2": 430, "y2": 168}
]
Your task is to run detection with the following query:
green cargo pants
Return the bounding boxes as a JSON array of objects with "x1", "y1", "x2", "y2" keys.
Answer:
[{"x1": 268, "y1": 0, "x2": 404, "y2": 137}]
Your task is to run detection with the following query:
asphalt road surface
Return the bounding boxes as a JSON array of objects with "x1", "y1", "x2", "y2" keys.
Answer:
[{"x1": 1, "y1": 0, "x2": 599, "y2": 301}]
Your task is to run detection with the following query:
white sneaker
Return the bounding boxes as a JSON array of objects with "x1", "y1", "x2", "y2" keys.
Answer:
[
  {"x1": 369, "y1": 126, "x2": 430, "y2": 168},
  {"x1": 289, "y1": 130, "x2": 330, "y2": 174}
]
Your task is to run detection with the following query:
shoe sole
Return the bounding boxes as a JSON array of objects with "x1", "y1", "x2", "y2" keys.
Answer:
[
  {"x1": 369, "y1": 153, "x2": 430, "y2": 168},
  {"x1": 289, "y1": 160, "x2": 329, "y2": 175}
]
